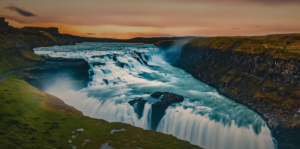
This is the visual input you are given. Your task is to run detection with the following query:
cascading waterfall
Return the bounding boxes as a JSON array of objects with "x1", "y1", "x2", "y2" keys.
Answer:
[{"x1": 34, "y1": 42, "x2": 277, "y2": 149}]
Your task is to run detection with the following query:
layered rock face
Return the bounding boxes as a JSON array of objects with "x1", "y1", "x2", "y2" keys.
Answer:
[{"x1": 175, "y1": 36, "x2": 300, "y2": 149}]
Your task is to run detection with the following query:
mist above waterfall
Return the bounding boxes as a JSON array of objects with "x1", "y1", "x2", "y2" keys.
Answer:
[
  {"x1": 34, "y1": 42, "x2": 277, "y2": 149},
  {"x1": 158, "y1": 40, "x2": 188, "y2": 65}
]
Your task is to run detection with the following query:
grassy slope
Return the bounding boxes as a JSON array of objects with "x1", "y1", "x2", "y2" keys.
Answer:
[
  {"x1": 0, "y1": 73, "x2": 201, "y2": 149},
  {"x1": 0, "y1": 36, "x2": 41, "y2": 75},
  {"x1": 188, "y1": 34, "x2": 300, "y2": 60}
]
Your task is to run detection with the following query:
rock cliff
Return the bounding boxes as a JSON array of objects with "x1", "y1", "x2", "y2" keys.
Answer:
[
  {"x1": 20, "y1": 57, "x2": 90, "y2": 91},
  {"x1": 175, "y1": 35, "x2": 300, "y2": 149}
]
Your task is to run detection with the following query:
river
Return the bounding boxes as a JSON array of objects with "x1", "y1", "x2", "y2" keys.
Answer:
[{"x1": 34, "y1": 42, "x2": 277, "y2": 149}]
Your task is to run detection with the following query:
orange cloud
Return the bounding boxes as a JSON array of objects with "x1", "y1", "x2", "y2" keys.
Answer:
[{"x1": 1, "y1": 0, "x2": 300, "y2": 39}]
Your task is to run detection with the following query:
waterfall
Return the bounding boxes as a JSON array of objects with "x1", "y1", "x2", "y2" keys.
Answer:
[{"x1": 34, "y1": 42, "x2": 277, "y2": 149}]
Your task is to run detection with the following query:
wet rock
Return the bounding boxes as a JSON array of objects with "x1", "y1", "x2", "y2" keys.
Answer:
[
  {"x1": 115, "y1": 62, "x2": 128, "y2": 68},
  {"x1": 128, "y1": 98, "x2": 147, "y2": 119},
  {"x1": 151, "y1": 92, "x2": 184, "y2": 103},
  {"x1": 161, "y1": 92, "x2": 184, "y2": 103},
  {"x1": 91, "y1": 55, "x2": 104, "y2": 58},
  {"x1": 150, "y1": 92, "x2": 184, "y2": 130},
  {"x1": 103, "y1": 79, "x2": 109, "y2": 85},
  {"x1": 20, "y1": 57, "x2": 90, "y2": 91},
  {"x1": 91, "y1": 54, "x2": 119, "y2": 61},
  {"x1": 91, "y1": 62, "x2": 105, "y2": 67},
  {"x1": 133, "y1": 51, "x2": 148, "y2": 65},
  {"x1": 150, "y1": 92, "x2": 163, "y2": 98},
  {"x1": 129, "y1": 92, "x2": 184, "y2": 130}
]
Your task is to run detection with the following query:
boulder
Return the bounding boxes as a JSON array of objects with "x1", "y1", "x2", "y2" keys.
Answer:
[
  {"x1": 150, "y1": 92, "x2": 184, "y2": 130},
  {"x1": 128, "y1": 92, "x2": 184, "y2": 130},
  {"x1": 150, "y1": 92, "x2": 163, "y2": 98},
  {"x1": 128, "y1": 98, "x2": 147, "y2": 119}
]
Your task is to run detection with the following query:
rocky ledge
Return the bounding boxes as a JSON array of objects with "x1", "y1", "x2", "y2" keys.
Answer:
[
  {"x1": 20, "y1": 56, "x2": 91, "y2": 91},
  {"x1": 174, "y1": 35, "x2": 300, "y2": 149},
  {"x1": 129, "y1": 92, "x2": 184, "y2": 130}
]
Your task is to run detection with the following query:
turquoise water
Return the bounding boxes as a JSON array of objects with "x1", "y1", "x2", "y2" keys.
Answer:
[{"x1": 34, "y1": 42, "x2": 277, "y2": 149}]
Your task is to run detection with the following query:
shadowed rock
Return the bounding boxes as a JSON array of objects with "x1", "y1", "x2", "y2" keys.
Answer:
[
  {"x1": 128, "y1": 98, "x2": 147, "y2": 119},
  {"x1": 133, "y1": 51, "x2": 148, "y2": 65},
  {"x1": 150, "y1": 92, "x2": 163, "y2": 98},
  {"x1": 20, "y1": 57, "x2": 90, "y2": 91},
  {"x1": 91, "y1": 54, "x2": 118, "y2": 61},
  {"x1": 129, "y1": 92, "x2": 184, "y2": 130},
  {"x1": 150, "y1": 92, "x2": 184, "y2": 130}
]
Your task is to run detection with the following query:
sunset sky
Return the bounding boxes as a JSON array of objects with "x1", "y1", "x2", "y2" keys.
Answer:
[{"x1": 1, "y1": 0, "x2": 300, "y2": 39}]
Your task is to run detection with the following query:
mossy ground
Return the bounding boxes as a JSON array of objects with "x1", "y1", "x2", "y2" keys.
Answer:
[
  {"x1": 39, "y1": 31, "x2": 58, "y2": 43},
  {"x1": 0, "y1": 37, "x2": 41, "y2": 75},
  {"x1": 188, "y1": 34, "x2": 300, "y2": 60},
  {"x1": 0, "y1": 73, "x2": 202, "y2": 149}
]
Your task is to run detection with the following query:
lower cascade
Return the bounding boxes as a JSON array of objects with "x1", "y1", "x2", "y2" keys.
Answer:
[{"x1": 34, "y1": 42, "x2": 277, "y2": 149}]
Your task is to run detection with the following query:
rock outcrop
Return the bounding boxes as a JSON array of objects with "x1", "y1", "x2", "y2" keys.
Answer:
[
  {"x1": 133, "y1": 51, "x2": 148, "y2": 65},
  {"x1": 20, "y1": 57, "x2": 90, "y2": 91},
  {"x1": 128, "y1": 98, "x2": 147, "y2": 119},
  {"x1": 175, "y1": 36, "x2": 300, "y2": 149},
  {"x1": 150, "y1": 92, "x2": 184, "y2": 130},
  {"x1": 128, "y1": 92, "x2": 184, "y2": 130}
]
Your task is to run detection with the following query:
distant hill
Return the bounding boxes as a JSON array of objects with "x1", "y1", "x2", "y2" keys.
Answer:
[{"x1": 0, "y1": 17, "x2": 193, "y2": 75}]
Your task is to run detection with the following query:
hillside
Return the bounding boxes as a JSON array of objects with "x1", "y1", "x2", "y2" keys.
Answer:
[
  {"x1": 0, "y1": 17, "x2": 83, "y2": 75},
  {"x1": 0, "y1": 74, "x2": 201, "y2": 149},
  {"x1": 0, "y1": 17, "x2": 203, "y2": 149},
  {"x1": 0, "y1": 17, "x2": 190, "y2": 75}
]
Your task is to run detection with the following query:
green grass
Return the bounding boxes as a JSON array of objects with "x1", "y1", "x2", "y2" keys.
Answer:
[
  {"x1": 0, "y1": 74, "x2": 202, "y2": 149},
  {"x1": 0, "y1": 36, "x2": 42, "y2": 75},
  {"x1": 39, "y1": 31, "x2": 58, "y2": 43},
  {"x1": 187, "y1": 34, "x2": 300, "y2": 60}
]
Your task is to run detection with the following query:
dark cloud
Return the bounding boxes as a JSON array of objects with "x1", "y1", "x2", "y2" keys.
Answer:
[
  {"x1": 86, "y1": 33, "x2": 97, "y2": 35},
  {"x1": 5, "y1": 6, "x2": 37, "y2": 17}
]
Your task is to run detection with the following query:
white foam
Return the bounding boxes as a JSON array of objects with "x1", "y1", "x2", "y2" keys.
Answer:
[{"x1": 35, "y1": 43, "x2": 277, "y2": 149}]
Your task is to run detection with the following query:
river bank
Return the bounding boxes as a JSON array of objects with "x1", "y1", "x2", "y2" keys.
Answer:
[
  {"x1": 32, "y1": 42, "x2": 276, "y2": 149},
  {"x1": 0, "y1": 73, "x2": 201, "y2": 149},
  {"x1": 172, "y1": 35, "x2": 300, "y2": 149}
]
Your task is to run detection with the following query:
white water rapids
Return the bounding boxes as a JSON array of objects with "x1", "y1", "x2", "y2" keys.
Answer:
[{"x1": 34, "y1": 42, "x2": 277, "y2": 149}]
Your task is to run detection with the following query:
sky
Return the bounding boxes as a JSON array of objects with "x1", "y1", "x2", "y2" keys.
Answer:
[{"x1": 1, "y1": 0, "x2": 300, "y2": 39}]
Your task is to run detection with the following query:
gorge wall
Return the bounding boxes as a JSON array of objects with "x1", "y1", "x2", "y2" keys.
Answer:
[{"x1": 174, "y1": 35, "x2": 300, "y2": 149}]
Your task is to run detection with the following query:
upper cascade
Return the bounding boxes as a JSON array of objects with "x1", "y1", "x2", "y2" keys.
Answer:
[{"x1": 33, "y1": 42, "x2": 277, "y2": 149}]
